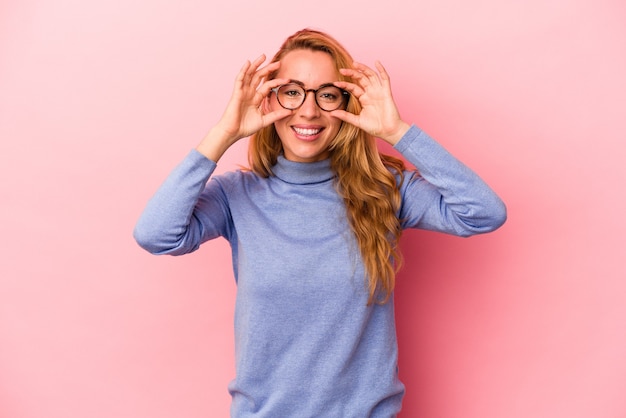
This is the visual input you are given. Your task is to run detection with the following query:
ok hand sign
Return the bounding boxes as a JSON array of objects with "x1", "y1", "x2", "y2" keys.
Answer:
[
  {"x1": 197, "y1": 55, "x2": 291, "y2": 161},
  {"x1": 331, "y1": 61, "x2": 410, "y2": 145}
]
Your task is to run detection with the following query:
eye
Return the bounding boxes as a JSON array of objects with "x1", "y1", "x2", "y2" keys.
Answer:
[
  {"x1": 317, "y1": 87, "x2": 342, "y2": 103},
  {"x1": 284, "y1": 89, "x2": 302, "y2": 97},
  {"x1": 278, "y1": 84, "x2": 304, "y2": 98}
]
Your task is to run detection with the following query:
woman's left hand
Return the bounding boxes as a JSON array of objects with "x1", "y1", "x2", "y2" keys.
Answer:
[{"x1": 331, "y1": 61, "x2": 410, "y2": 145}]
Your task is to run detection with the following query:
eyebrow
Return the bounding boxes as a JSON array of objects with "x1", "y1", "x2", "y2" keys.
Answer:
[
  {"x1": 288, "y1": 79, "x2": 335, "y2": 89},
  {"x1": 288, "y1": 79, "x2": 306, "y2": 87}
]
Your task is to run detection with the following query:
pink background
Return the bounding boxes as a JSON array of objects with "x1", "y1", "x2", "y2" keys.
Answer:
[{"x1": 1, "y1": 0, "x2": 625, "y2": 417}]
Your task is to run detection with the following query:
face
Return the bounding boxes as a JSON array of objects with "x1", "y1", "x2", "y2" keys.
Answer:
[{"x1": 269, "y1": 49, "x2": 343, "y2": 163}]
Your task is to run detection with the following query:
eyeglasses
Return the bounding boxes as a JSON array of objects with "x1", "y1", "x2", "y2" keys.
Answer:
[{"x1": 270, "y1": 83, "x2": 350, "y2": 112}]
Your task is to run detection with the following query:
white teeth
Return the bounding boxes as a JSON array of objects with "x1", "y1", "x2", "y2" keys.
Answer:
[{"x1": 293, "y1": 127, "x2": 321, "y2": 136}]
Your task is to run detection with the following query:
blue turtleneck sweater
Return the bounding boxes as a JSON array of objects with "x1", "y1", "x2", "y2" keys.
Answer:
[{"x1": 134, "y1": 125, "x2": 506, "y2": 417}]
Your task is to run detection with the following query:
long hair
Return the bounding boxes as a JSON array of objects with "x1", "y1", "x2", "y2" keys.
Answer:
[{"x1": 249, "y1": 29, "x2": 406, "y2": 305}]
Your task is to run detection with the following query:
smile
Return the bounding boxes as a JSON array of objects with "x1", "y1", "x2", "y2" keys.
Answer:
[{"x1": 293, "y1": 127, "x2": 322, "y2": 136}]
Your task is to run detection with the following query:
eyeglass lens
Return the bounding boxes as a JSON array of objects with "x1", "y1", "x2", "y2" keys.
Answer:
[{"x1": 275, "y1": 84, "x2": 346, "y2": 111}]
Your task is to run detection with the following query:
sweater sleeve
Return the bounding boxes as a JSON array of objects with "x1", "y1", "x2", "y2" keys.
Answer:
[
  {"x1": 394, "y1": 125, "x2": 507, "y2": 236},
  {"x1": 133, "y1": 149, "x2": 232, "y2": 255}
]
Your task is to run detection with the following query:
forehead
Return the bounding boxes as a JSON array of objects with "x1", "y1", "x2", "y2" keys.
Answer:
[{"x1": 275, "y1": 49, "x2": 338, "y2": 87}]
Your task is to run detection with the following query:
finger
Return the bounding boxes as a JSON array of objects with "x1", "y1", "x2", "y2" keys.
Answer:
[
  {"x1": 257, "y1": 59, "x2": 280, "y2": 75},
  {"x1": 231, "y1": 60, "x2": 253, "y2": 99},
  {"x1": 257, "y1": 77, "x2": 289, "y2": 96},
  {"x1": 333, "y1": 81, "x2": 365, "y2": 99},
  {"x1": 374, "y1": 61, "x2": 393, "y2": 90},
  {"x1": 242, "y1": 55, "x2": 266, "y2": 86},
  {"x1": 249, "y1": 54, "x2": 267, "y2": 72},
  {"x1": 374, "y1": 60, "x2": 390, "y2": 81},
  {"x1": 352, "y1": 62, "x2": 382, "y2": 85},
  {"x1": 330, "y1": 109, "x2": 360, "y2": 128},
  {"x1": 352, "y1": 61, "x2": 375, "y2": 74},
  {"x1": 262, "y1": 108, "x2": 293, "y2": 126},
  {"x1": 253, "y1": 77, "x2": 290, "y2": 105},
  {"x1": 235, "y1": 60, "x2": 251, "y2": 84},
  {"x1": 340, "y1": 68, "x2": 371, "y2": 87},
  {"x1": 339, "y1": 68, "x2": 367, "y2": 82},
  {"x1": 251, "y1": 61, "x2": 281, "y2": 88}
]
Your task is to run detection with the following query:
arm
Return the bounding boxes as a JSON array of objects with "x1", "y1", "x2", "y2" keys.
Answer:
[
  {"x1": 133, "y1": 151, "x2": 227, "y2": 255},
  {"x1": 196, "y1": 55, "x2": 292, "y2": 161},
  {"x1": 333, "y1": 61, "x2": 506, "y2": 236},
  {"x1": 395, "y1": 126, "x2": 507, "y2": 236},
  {"x1": 134, "y1": 55, "x2": 292, "y2": 254}
]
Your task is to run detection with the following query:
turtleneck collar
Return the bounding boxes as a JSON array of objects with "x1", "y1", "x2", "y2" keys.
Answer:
[{"x1": 272, "y1": 155, "x2": 335, "y2": 185}]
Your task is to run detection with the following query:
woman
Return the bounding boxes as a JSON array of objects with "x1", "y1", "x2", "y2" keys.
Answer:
[{"x1": 134, "y1": 29, "x2": 506, "y2": 417}]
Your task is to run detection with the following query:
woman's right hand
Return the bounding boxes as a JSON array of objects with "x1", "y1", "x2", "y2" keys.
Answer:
[{"x1": 196, "y1": 55, "x2": 292, "y2": 161}]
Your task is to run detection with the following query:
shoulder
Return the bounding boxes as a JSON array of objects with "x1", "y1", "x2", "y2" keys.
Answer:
[
  {"x1": 210, "y1": 168, "x2": 266, "y2": 192},
  {"x1": 215, "y1": 167, "x2": 263, "y2": 182}
]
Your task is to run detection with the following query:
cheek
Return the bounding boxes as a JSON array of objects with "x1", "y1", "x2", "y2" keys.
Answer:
[
  {"x1": 272, "y1": 109, "x2": 289, "y2": 137},
  {"x1": 327, "y1": 117, "x2": 342, "y2": 135}
]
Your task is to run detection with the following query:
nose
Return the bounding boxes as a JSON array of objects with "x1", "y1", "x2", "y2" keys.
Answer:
[{"x1": 298, "y1": 91, "x2": 320, "y2": 118}]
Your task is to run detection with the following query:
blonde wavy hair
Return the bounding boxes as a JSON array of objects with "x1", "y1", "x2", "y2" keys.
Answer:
[{"x1": 249, "y1": 29, "x2": 406, "y2": 305}]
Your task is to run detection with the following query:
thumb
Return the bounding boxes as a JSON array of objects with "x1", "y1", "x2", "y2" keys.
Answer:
[
  {"x1": 330, "y1": 109, "x2": 359, "y2": 128},
  {"x1": 263, "y1": 108, "x2": 293, "y2": 126}
]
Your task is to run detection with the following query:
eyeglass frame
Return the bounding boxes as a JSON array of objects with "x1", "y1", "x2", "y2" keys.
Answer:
[{"x1": 270, "y1": 82, "x2": 351, "y2": 112}]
